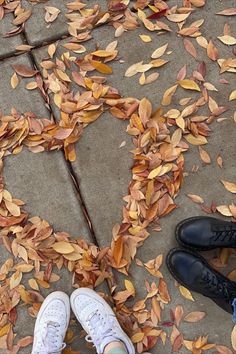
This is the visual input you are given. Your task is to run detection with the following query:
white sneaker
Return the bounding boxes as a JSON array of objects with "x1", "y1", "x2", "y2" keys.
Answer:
[
  {"x1": 70, "y1": 288, "x2": 135, "y2": 354},
  {"x1": 31, "y1": 291, "x2": 70, "y2": 354}
]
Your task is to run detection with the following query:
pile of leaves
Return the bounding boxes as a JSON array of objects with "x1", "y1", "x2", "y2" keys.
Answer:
[{"x1": 0, "y1": 0, "x2": 236, "y2": 353}]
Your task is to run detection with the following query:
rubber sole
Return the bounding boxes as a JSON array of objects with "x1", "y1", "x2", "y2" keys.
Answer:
[{"x1": 175, "y1": 216, "x2": 219, "y2": 251}]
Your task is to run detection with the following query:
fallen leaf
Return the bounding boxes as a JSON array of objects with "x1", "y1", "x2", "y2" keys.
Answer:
[
  {"x1": 199, "y1": 146, "x2": 211, "y2": 164},
  {"x1": 183, "y1": 39, "x2": 197, "y2": 58},
  {"x1": 207, "y1": 40, "x2": 218, "y2": 61},
  {"x1": 12, "y1": 64, "x2": 37, "y2": 78},
  {"x1": 221, "y1": 180, "x2": 236, "y2": 193},
  {"x1": 229, "y1": 90, "x2": 236, "y2": 101},
  {"x1": 52, "y1": 242, "x2": 75, "y2": 254},
  {"x1": 179, "y1": 286, "x2": 194, "y2": 301},
  {"x1": 151, "y1": 43, "x2": 168, "y2": 59},
  {"x1": 187, "y1": 194, "x2": 204, "y2": 204},
  {"x1": 10, "y1": 73, "x2": 19, "y2": 89},
  {"x1": 178, "y1": 80, "x2": 200, "y2": 91},
  {"x1": 139, "y1": 35, "x2": 152, "y2": 43},
  {"x1": 231, "y1": 325, "x2": 236, "y2": 351},
  {"x1": 218, "y1": 35, "x2": 236, "y2": 46},
  {"x1": 184, "y1": 311, "x2": 206, "y2": 322}
]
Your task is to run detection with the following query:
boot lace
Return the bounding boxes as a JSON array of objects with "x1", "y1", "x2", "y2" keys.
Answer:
[
  {"x1": 33, "y1": 321, "x2": 66, "y2": 354},
  {"x1": 210, "y1": 224, "x2": 236, "y2": 243},
  {"x1": 85, "y1": 309, "x2": 115, "y2": 350},
  {"x1": 201, "y1": 270, "x2": 234, "y2": 301}
]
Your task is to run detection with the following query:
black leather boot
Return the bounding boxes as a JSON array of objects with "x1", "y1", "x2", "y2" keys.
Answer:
[
  {"x1": 176, "y1": 216, "x2": 236, "y2": 251},
  {"x1": 166, "y1": 248, "x2": 236, "y2": 314}
]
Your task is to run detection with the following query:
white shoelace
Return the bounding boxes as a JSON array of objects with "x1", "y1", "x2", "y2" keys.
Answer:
[
  {"x1": 85, "y1": 310, "x2": 115, "y2": 351},
  {"x1": 33, "y1": 321, "x2": 66, "y2": 354}
]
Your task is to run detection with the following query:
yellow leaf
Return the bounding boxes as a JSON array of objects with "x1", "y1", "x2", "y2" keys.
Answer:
[
  {"x1": 10, "y1": 271, "x2": 22, "y2": 290},
  {"x1": 131, "y1": 332, "x2": 145, "y2": 343},
  {"x1": 26, "y1": 82, "x2": 38, "y2": 90},
  {"x1": 139, "y1": 34, "x2": 152, "y2": 43},
  {"x1": 161, "y1": 84, "x2": 178, "y2": 106},
  {"x1": 231, "y1": 325, "x2": 236, "y2": 351},
  {"x1": 52, "y1": 241, "x2": 75, "y2": 254},
  {"x1": 89, "y1": 60, "x2": 112, "y2": 74},
  {"x1": 139, "y1": 73, "x2": 146, "y2": 85},
  {"x1": 148, "y1": 166, "x2": 162, "y2": 179},
  {"x1": 28, "y1": 278, "x2": 39, "y2": 291},
  {"x1": 179, "y1": 285, "x2": 194, "y2": 301},
  {"x1": 63, "y1": 252, "x2": 83, "y2": 261},
  {"x1": 176, "y1": 116, "x2": 185, "y2": 130},
  {"x1": 11, "y1": 72, "x2": 19, "y2": 89},
  {"x1": 216, "y1": 205, "x2": 233, "y2": 217},
  {"x1": 178, "y1": 80, "x2": 200, "y2": 91},
  {"x1": 56, "y1": 70, "x2": 71, "y2": 82},
  {"x1": 91, "y1": 50, "x2": 113, "y2": 57},
  {"x1": 124, "y1": 279, "x2": 135, "y2": 295},
  {"x1": 221, "y1": 180, "x2": 236, "y2": 193},
  {"x1": 185, "y1": 134, "x2": 207, "y2": 145},
  {"x1": 151, "y1": 43, "x2": 168, "y2": 59},
  {"x1": 218, "y1": 35, "x2": 236, "y2": 46},
  {"x1": 0, "y1": 323, "x2": 10, "y2": 337},
  {"x1": 229, "y1": 90, "x2": 236, "y2": 101},
  {"x1": 15, "y1": 264, "x2": 34, "y2": 273},
  {"x1": 5, "y1": 200, "x2": 21, "y2": 216}
]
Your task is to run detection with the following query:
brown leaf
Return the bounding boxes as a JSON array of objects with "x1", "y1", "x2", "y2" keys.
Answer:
[
  {"x1": 184, "y1": 311, "x2": 206, "y2": 322},
  {"x1": 12, "y1": 64, "x2": 37, "y2": 78},
  {"x1": 183, "y1": 39, "x2": 197, "y2": 58},
  {"x1": 187, "y1": 193, "x2": 204, "y2": 204},
  {"x1": 207, "y1": 40, "x2": 218, "y2": 61},
  {"x1": 216, "y1": 8, "x2": 236, "y2": 16},
  {"x1": 12, "y1": 9, "x2": 32, "y2": 25},
  {"x1": 199, "y1": 146, "x2": 211, "y2": 164}
]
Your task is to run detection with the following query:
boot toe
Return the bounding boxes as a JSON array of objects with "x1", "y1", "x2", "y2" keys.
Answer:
[
  {"x1": 176, "y1": 217, "x2": 213, "y2": 249},
  {"x1": 166, "y1": 249, "x2": 203, "y2": 288}
]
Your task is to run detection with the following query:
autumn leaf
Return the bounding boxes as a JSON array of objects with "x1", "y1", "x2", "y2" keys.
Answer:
[
  {"x1": 10, "y1": 73, "x2": 19, "y2": 91},
  {"x1": 183, "y1": 39, "x2": 197, "y2": 58},
  {"x1": 187, "y1": 194, "x2": 204, "y2": 204},
  {"x1": 89, "y1": 60, "x2": 112, "y2": 74},
  {"x1": 178, "y1": 80, "x2": 200, "y2": 91},
  {"x1": 52, "y1": 242, "x2": 75, "y2": 254},
  {"x1": 207, "y1": 40, "x2": 218, "y2": 61},
  {"x1": 12, "y1": 64, "x2": 37, "y2": 78},
  {"x1": 179, "y1": 286, "x2": 194, "y2": 301},
  {"x1": 184, "y1": 311, "x2": 206, "y2": 322},
  {"x1": 199, "y1": 146, "x2": 211, "y2": 164},
  {"x1": 221, "y1": 180, "x2": 236, "y2": 193},
  {"x1": 229, "y1": 90, "x2": 236, "y2": 101},
  {"x1": 151, "y1": 43, "x2": 168, "y2": 59},
  {"x1": 231, "y1": 325, "x2": 236, "y2": 351}
]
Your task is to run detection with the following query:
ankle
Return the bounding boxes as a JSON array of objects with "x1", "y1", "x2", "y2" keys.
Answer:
[{"x1": 104, "y1": 340, "x2": 128, "y2": 354}]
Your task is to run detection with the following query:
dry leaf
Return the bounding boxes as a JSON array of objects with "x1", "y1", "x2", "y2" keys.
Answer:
[
  {"x1": 207, "y1": 40, "x2": 218, "y2": 61},
  {"x1": 231, "y1": 325, "x2": 236, "y2": 351},
  {"x1": 199, "y1": 146, "x2": 211, "y2": 164},
  {"x1": 184, "y1": 311, "x2": 206, "y2": 322},
  {"x1": 179, "y1": 286, "x2": 194, "y2": 301},
  {"x1": 12, "y1": 64, "x2": 37, "y2": 78},
  {"x1": 10, "y1": 73, "x2": 19, "y2": 89},
  {"x1": 216, "y1": 205, "x2": 233, "y2": 217},
  {"x1": 178, "y1": 80, "x2": 200, "y2": 91},
  {"x1": 183, "y1": 39, "x2": 197, "y2": 58},
  {"x1": 221, "y1": 180, "x2": 236, "y2": 194},
  {"x1": 218, "y1": 35, "x2": 236, "y2": 46},
  {"x1": 229, "y1": 90, "x2": 236, "y2": 101},
  {"x1": 139, "y1": 35, "x2": 152, "y2": 43},
  {"x1": 187, "y1": 194, "x2": 204, "y2": 204},
  {"x1": 151, "y1": 43, "x2": 168, "y2": 59},
  {"x1": 52, "y1": 242, "x2": 75, "y2": 254}
]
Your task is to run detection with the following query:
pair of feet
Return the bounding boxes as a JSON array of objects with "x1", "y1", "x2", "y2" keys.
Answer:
[
  {"x1": 167, "y1": 216, "x2": 236, "y2": 315},
  {"x1": 32, "y1": 288, "x2": 135, "y2": 354}
]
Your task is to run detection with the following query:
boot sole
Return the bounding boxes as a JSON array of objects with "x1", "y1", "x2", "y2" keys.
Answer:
[
  {"x1": 175, "y1": 216, "x2": 219, "y2": 251},
  {"x1": 166, "y1": 248, "x2": 233, "y2": 314}
]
